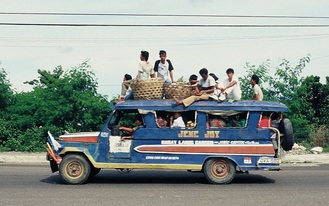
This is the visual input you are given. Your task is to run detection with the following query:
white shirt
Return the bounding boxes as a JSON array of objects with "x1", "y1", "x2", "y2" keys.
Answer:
[
  {"x1": 198, "y1": 75, "x2": 216, "y2": 95},
  {"x1": 214, "y1": 81, "x2": 221, "y2": 96},
  {"x1": 172, "y1": 116, "x2": 185, "y2": 128},
  {"x1": 253, "y1": 84, "x2": 263, "y2": 101},
  {"x1": 222, "y1": 76, "x2": 241, "y2": 100},
  {"x1": 138, "y1": 61, "x2": 154, "y2": 80},
  {"x1": 157, "y1": 62, "x2": 170, "y2": 82}
]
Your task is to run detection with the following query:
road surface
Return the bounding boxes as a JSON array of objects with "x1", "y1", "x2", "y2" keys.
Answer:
[{"x1": 0, "y1": 164, "x2": 328, "y2": 206}]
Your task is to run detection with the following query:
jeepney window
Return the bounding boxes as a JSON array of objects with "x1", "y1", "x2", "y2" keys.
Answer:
[
  {"x1": 259, "y1": 112, "x2": 281, "y2": 129},
  {"x1": 108, "y1": 110, "x2": 140, "y2": 135},
  {"x1": 184, "y1": 111, "x2": 197, "y2": 128},
  {"x1": 155, "y1": 111, "x2": 169, "y2": 128},
  {"x1": 207, "y1": 111, "x2": 248, "y2": 128},
  {"x1": 155, "y1": 111, "x2": 196, "y2": 128}
]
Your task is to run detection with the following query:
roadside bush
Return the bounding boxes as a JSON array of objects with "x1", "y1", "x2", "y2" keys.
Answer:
[
  {"x1": 309, "y1": 125, "x2": 329, "y2": 148},
  {"x1": 2, "y1": 125, "x2": 45, "y2": 152}
]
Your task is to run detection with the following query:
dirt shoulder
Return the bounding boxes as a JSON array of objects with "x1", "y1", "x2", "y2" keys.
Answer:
[
  {"x1": 282, "y1": 152, "x2": 329, "y2": 165},
  {"x1": 0, "y1": 152, "x2": 48, "y2": 164}
]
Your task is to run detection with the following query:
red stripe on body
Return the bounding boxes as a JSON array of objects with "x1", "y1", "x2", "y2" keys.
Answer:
[
  {"x1": 136, "y1": 145, "x2": 275, "y2": 155},
  {"x1": 59, "y1": 136, "x2": 98, "y2": 143}
]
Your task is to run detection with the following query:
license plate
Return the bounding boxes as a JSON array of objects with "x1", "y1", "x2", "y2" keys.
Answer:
[{"x1": 258, "y1": 157, "x2": 281, "y2": 164}]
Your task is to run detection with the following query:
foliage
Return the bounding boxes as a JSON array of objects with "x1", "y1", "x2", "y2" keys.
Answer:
[
  {"x1": 0, "y1": 67, "x2": 14, "y2": 111},
  {"x1": 239, "y1": 55, "x2": 327, "y2": 142},
  {"x1": 240, "y1": 60, "x2": 272, "y2": 100},
  {"x1": 0, "y1": 61, "x2": 110, "y2": 151},
  {"x1": 309, "y1": 125, "x2": 329, "y2": 148},
  {"x1": 176, "y1": 76, "x2": 186, "y2": 83},
  {"x1": 1, "y1": 56, "x2": 329, "y2": 151},
  {"x1": 268, "y1": 56, "x2": 311, "y2": 103}
]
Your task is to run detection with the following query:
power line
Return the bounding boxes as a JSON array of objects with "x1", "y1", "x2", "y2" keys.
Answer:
[
  {"x1": 1, "y1": 12, "x2": 329, "y2": 19},
  {"x1": 1, "y1": 22, "x2": 329, "y2": 27},
  {"x1": 1, "y1": 33, "x2": 328, "y2": 42}
]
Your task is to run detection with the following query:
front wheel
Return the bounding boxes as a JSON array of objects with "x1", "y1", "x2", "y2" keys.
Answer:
[
  {"x1": 203, "y1": 158, "x2": 236, "y2": 184},
  {"x1": 59, "y1": 154, "x2": 91, "y2": 184}
]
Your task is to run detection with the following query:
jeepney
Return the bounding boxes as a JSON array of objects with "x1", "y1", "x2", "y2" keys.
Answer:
[{"x1": 46, "y1": 99, "x2": 293, "y2": 184}]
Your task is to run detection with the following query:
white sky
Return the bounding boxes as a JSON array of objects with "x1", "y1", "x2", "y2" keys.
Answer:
[{"x1": 1, "y1": 0, "x2": 329, "y2": 99}]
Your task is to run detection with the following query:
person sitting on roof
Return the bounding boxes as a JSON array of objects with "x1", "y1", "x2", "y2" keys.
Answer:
[
  {"x1": 173, "y1": 68, "x2": 215, "y2": 107},
  {"x1": 250, "y1": 74, "x2": 263, "y2": 101},
  {"x1": 219, "y1": 68, "x2": 241, "y2": 101},
  {"x1": 116, "y1": 73, "x2": 133, "y2": 103}
]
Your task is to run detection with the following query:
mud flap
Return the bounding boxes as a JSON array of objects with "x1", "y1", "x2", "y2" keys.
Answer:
[{"x1": 50, "y1": 160, "x2": 59, "y2": 173}]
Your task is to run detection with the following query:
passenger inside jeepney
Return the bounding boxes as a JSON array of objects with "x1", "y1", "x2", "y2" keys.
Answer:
[
  {"x1": 225, "y1": 112, "x2": 247, "y2": 127},
  {"x1": 208, "y1": 115, "x2": 226, "y2": 128},
  {"x1": 156, "y1": 112, "x2": 168, "y2": 128},
  {"x1": 258, "y1": 112, "x2": 272, "y2": 128},
  {"x1": 259, "y1": 112, "x2": 279, "y2": 157},
  {"x1": 119, "y1": 114, "x2": 144, "y2": 141},
  {"x1": 270, "y1": 112, "x2": 282, "y2": 129},
  {"x1": 170, "y1": 112, "x2": 186, "y2": 128}
]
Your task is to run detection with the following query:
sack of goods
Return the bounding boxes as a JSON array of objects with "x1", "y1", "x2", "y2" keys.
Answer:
[
  {"x1": 130, "y1": 78, "x2": 165, "y2": 100},
  {"x1": 164, "y1": 82, "x2": 193, "y2": 99}
]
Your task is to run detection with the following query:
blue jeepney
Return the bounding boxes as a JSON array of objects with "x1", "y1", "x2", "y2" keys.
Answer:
[{"x1": 46, "y1": 99, "x2": 294, "y2": 184}]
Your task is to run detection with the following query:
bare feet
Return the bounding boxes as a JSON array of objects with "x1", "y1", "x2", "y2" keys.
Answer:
[{"x1": 173, "y1": 96, "x2": 183, "y2": 105}]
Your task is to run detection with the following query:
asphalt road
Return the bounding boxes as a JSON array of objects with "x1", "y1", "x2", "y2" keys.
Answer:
[{"x1": 0, "y1": 164, "x2": 328, "y2": 206}]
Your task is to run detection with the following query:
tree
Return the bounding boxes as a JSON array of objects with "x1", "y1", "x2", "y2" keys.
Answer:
[
  {"x1": 20, "y1": 61, "x2": 110, "y2": 132},
  {"x1": 2, "y1": 61, "x2": 111, "y2": 151},
  {"x1": 0, "y1": 67, "x2": 13, "y2": 111},
  {"x1": 267, "y1": 55, "x2": 310, "y2": 103},
  {"x1": 239, "y1": 56, "x2": 311, "y2": 141},
  {"x1": 239, "y1": 60, "x2": 272, "y2": 100}
]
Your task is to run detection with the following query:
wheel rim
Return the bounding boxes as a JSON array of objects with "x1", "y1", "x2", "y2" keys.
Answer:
[
  {"x1": 66, "y1": 161, "x2": 83, "y2": 178},
  {"x1": 211, "y1": 159, "x2": 229, "y2": 178}
]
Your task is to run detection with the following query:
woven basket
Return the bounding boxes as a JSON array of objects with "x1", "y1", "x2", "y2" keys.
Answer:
[
  {"x1": 131, "y1": 78, "x2": 165, "y2": 100},
  {"x1": 164, "y1": 82, "x2": 193, "y2": 99}
]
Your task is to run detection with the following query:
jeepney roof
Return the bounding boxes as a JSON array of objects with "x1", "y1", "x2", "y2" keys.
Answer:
[{"x1": 112, "y1": 99, "x2": 288, "y2": 112}]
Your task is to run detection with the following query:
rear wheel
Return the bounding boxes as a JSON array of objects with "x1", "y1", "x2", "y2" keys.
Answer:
[
  {"x1": 59, "y1": 154, "x2": 91, "y2": 184},
  {"x1": 279, "y1": 118, "x2": 294, "y2": 151},
  {"x1": 203, "y1": 158, "x2": 236, "y2": 184}
]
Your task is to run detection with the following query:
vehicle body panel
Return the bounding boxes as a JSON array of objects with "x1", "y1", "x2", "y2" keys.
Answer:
[{"x1": 47, "y1": 99, "x2": 288, "y2": 182}]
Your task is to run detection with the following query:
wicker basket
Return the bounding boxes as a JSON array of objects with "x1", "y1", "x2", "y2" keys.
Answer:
[
  {"x1": 130, "y1": 78, "x2": 165, "y2": 100},
  {"x1": 164, "y1": 82, "x2": 193, "y2": 99}
]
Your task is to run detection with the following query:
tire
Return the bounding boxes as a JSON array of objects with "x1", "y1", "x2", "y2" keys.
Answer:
[
  {"x1": 59, "y1": 154, "x2": 91, "y2": 185},
  {"x1": 203, "y1": 158, "x2": 236, "y2": 184},
  {"x1": 279, "y1": 118, "x2": 294, "y2": 151}
]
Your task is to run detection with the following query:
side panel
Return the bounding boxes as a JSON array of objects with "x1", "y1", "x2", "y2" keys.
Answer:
[{"x1": 79, "y1": 110, "x2": 278, "y2": 171}]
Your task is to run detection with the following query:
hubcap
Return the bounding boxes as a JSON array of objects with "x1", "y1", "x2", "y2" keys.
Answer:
[
  {"x1": 212, "y1": 160, "x2": 229, "y2": 178},
  {"x1": 67, "y1": 161, "x2": 83, "y2": 178}
]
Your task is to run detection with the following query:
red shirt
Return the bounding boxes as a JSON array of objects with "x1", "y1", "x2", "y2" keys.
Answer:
[{"x1": 258, "y1": 117, "x2": 272, "y2": 128}]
